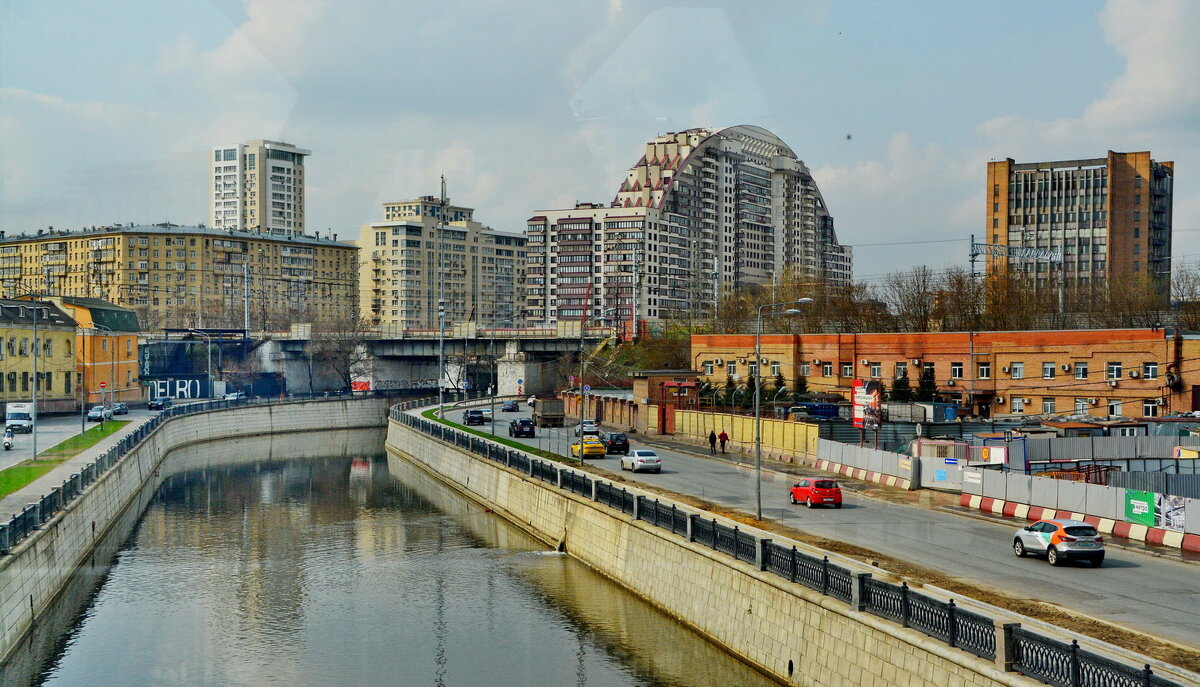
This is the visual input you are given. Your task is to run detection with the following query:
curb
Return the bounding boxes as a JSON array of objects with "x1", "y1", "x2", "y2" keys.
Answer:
[{"x1": 958, "y1": 493, "x2": 1200, "y2": 553}]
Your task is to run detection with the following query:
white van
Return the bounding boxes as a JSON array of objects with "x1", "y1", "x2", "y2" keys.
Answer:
[{"x1": 6, "y1": 402, "x2": 34, "y2": 433}]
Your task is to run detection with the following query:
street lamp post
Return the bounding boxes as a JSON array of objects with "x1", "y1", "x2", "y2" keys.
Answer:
[
  {"x1": 575, "y1": 308, "x2": 616, "y2": 463},
  {"x1": 754, "y1": 298, "x2": 813, "y2": 521},
  {"x1": 91, "y1": 324, "x2": 116, "y2": 428}
]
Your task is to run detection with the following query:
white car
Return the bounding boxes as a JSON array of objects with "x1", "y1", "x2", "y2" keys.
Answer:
[
  {"x1": 223, "y1": 391, "x2": 246, "y2": 401},
  {"x1": 621, "y1": 449, "x2": 662, "y2": 473},
  {"x1": 573, "y1": 420, "x2": 600, "y2": 437}
]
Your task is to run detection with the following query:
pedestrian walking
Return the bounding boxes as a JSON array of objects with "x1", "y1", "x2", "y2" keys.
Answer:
[
  {"x1": 708, "y1": 430, "x2": 717, "y2": 454},
  {"x1": 717, "y1": 430, "x2": 729, "y2": 454}
]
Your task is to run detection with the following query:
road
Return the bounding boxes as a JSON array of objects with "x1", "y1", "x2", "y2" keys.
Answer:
[
  {"x1": 0, "y1": 408, "x2": 160, "y2": 472},
  {"x1": 443, "y1": 405, "x2": 1200, "y2": 650}
]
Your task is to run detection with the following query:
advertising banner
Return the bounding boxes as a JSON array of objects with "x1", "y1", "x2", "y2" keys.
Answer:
[
  {"x1": 852, "y1": 380, "x2": 882, "y2": 430},
  {"x1": 1124, "y1": 490, "x2": 1156, "y2": 527},
  {"x1": 1156, "y1": 493, "x2": 1186, "y2": 532}
]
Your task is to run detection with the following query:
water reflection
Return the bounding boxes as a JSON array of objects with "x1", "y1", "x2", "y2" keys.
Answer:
[{"x1": 26, "y1": 454, "x2": 776, "y2": 687}]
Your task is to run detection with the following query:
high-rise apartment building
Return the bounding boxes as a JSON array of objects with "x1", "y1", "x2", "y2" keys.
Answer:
[
  {"x1": 524, "y1": 126, "x2": 851, "y2": 326},
  {"x1": 358, "y1": 197, "x2": 527, "y2": 330},
  {"x1": 211, "y1": 140, "x2": 310, "y2": 235},
  {"x1": 985, "y1": 152, "x2": 1174, "y2": 297},
  {"x1": 0, "y1": 223, "x2": 357, "y2": 330}
]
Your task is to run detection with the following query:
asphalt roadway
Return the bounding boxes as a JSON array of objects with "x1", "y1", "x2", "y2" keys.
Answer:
[
  {"x1": 0, "y1": 407, "x2": 161, "y2": 472},
  {"x1": 444, "y1": 405, "x2": 1200, "y2": 650}
]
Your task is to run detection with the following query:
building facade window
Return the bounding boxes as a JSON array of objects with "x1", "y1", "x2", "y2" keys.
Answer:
[
  {"x1": 1010, "y1": 362, "x2": 1024, "y2": 379},
  {"x1": 869, "y1": 362, "x2": 881, "y2": 378},
  {"x1": 800, "y1": 364, "x2": 810, "y2": 377},
  {"x1": 895, "y1": 361, "x2": 908, "y2": 379},
  {"x1": 1143, "y1": 400, "x2": 1159, "y2": 417},
  {"x1": 1042, "y1": 362, "x2": 1056, "y2": 379},
  {"x1": 1142, "y1": 362, "x2": 1158, "y2": 380},
  {"x1": 951, "y1": 362, "x2": 963, "y2": 379},
  {"x1": 1042, "y1": 397, "x2": 1056, "y2": 414},
  {"x1": 841, "y1": 363, "x2": 853, "y2": 377},
  {"x1": 1106, "y1": 362, "x2": 1122, "y2": 379},
  {"x1": 823, "y1": 363, "x2": 833, "y2": 377},
  {"x1": 977, "y1": 362, "x2": 991, "y2": 379},
  {"x1": 748, "y1": 362, "x2": 758, "y2": 378},
  {"x1": 1108, "y1": 399, "x2": 1123, "y2": 416},
  {"x1": 1011, "y1": 397, "x2": 1025, "y2": 413},
  {"x1": 1074, "y1": 398, "x2": 1089, "y2": 414},
  {"x1": 1074, "y1": 362, "x2": 1088, "y2": 380},
  {"x1": 770, "y1": 361, "x2": 781, "y2": 377},
  {"x1": 703, "y1": 361, "x2": 714, "y2": 375},
  {"x1": 727, "y1": 362, "x2": 736, "y2": 376}
]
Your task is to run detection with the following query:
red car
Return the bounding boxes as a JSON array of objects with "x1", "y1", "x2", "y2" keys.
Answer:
[{"x1": 789, "y1": 478, "x2": 842, "y2": 508}]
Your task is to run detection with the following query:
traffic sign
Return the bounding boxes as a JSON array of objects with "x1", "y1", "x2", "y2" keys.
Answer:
[
  {"x1": 583, "y1": 384, "x2": 591, "y2": 392},
  {"x1": 517, "y1": 378, "x2": 524, "y2": 385},
  {"x1": 99, "y1": 382, "x2": 107, "y2": 389}
]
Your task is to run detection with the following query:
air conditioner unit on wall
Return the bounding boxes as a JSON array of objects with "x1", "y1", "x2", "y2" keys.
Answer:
[
  {"x1": 861, "y1": 359, "x2": 870, "y2": 366},
  {"x1": 1088, "y1": 398, "x2": 1098, "y2": 405},
  {"x1": 996, "y1": 397, "x2": 1005, "y2": 404},
  {"x1": 737, "y1": 357, "x2": 746, "y2": 364},
  {"x1": 1062, "y1": 364, "x2": 1071, "y2": 372},
  {"x1": 812, "y1": 359, "x2": 822, "y2": 365},
  {"x1": 947, "y1": 379, "x2": 955, "y2": 386},
  {"x1": 713, "y1": 358, "x2": 723, "y2": 366},
  {"x1": 1129, "y1": 370, "x2": 1140, "y2": 378},
  {"x1": 1109, "y1": 380, "x2": 1118, "y2": 388},
  {"x1": 1002, "y1": 366, "x2": 1010, "y2": 373},
  {"x1": 911, "y1": 359, "x2": 922, "y2": 366},
  {"x1": 1024, "y1": 398, "x2": 1032, "y2": 404},
  {"x1": 1155, "y1": 398, "x2": 1165, "y2": 406}
]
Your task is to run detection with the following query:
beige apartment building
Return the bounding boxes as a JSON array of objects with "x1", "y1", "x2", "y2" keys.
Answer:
[
  {"x1": 0, "y1": 224, "x2": 358, "y2": 331},
  {"x1": 985, "y1": 151, "x2": 1174, "y2": 299},
  {"x1": 211, "y1": 140, "x2": 310, "y2": 235},
  {"x1": 358, "y1": 197, "x2": 527, "y2": 330}
]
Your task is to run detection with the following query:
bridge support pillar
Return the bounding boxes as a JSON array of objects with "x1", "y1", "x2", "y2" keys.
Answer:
[{"x1": 497, "y1": 344, "x2": 554, "y2": 397}]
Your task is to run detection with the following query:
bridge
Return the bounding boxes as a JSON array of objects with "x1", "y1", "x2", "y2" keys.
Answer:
[{"x1": 261, "y1": 321, "x2": 615, "y2": 396}]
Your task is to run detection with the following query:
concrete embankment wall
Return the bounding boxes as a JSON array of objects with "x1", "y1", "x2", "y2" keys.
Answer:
[
  {"x1": 0, "y1": 398, "x2": 392, "y2": 664},
  {"x1": 385, "y1": 419, "x2": 1034, "y2": 687}
]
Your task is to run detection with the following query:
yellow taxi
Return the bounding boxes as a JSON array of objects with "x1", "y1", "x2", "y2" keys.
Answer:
[{"x1": 570, "y1": 436, "x2": 607, "y2": 458}]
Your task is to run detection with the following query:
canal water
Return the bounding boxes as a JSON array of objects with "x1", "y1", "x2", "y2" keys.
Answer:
[{"x1": 21, "y1": 454, "x2": 778, "y2": 687}]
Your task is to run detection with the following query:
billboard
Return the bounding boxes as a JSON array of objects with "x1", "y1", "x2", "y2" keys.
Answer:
[{"x1": 852, "y1": 380, "x2": 882, "y2": 430}]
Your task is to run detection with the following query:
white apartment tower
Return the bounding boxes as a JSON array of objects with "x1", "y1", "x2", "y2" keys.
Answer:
[
  {"x1": 525, "y1": 126, "x2": 851, "y2": 326},
  {"x1": 210, "y1": 140, "x2": 310, "y2": 235}
]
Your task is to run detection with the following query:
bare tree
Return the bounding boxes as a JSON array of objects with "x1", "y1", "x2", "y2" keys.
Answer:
[{"x1": 310, "y1": 314, "x2": 374, "y2": 391}]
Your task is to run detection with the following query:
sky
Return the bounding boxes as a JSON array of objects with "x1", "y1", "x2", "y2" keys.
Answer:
[{"x1": 1, "y1": 0, "x2": 1197, "y2": 282}]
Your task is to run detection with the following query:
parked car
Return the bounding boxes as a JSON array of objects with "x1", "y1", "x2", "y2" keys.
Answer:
[
  {"x1": 570, "y1": 436, "x2": 607, "y2": 458},
  {"x1": 620, "y1": 449, "x2": 662, "y2": 473},
  {"x1": 789, "y1": 478, "x2": 843, "y2": 508},
  {"x1": 111, "y1": 402, "x2": 129, "y2": 415},
  {"x1": 1013, "y1": 519, "x2": 1105, "y2": 566},
  {"x1": 223, "y1": 391, "x2": 246, "y2": 401},
  {"x1": 87, "y1": 405, "x2": 113, "y2": 422},
  {"x1": 573, "y1": 420, "x2": 600, "y2": 437},
  {"x1": 501, "y1": 400, "x2": 520, "y2": 412},
  {"x1": 601, "y1": 432, "x2": 629, "y2": 455},
  {"x1": 148, "y1": 397, "x2": 173, "y2": 410},
  {"x1": 463, "y1": 409, "x2": 487, "y2": 426},
  {"x1": 481, "y1": 409, "x2": 493, "y2": 420},
  {"x1": 508, "y1": 418, "x2": 536, "y2": 437}
]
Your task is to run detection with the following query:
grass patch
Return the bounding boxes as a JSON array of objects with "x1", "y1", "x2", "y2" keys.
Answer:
[
  {"x1": 37, "y1": 420, "x2": 129, "y2": 459},
  {"x1": 0, "y1": 420, "x2": 131, "y2": 499},
  {"x1": 0, "y1": 462, "x2": 61, "y2": 498},
  {"x1": 418, "y1": 407, "x2": 1200, "y2": 672},
  {"x1": 421, "y1": 408, "x2": 574, "y2": 463}
]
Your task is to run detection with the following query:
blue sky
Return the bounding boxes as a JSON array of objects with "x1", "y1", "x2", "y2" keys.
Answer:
[{"x1": 1, "y1": 0, "x2": 1196, "y2": 281}]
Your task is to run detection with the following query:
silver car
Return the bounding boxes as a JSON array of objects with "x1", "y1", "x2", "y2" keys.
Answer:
[
  {"x1": 620, "y1": 449, "x2": 662, "y2": 473},
  {"x1": 1013, "y1": 518, "x2": 1105, "y2": 567},
  {"x1": 573, "y1": 420, "x2": 600, "y2": 437},
  {"x1": 87, "y1": 405, "x2": 113, "y2": 422}
]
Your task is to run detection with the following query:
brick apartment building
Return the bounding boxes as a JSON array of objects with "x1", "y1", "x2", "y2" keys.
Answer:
[{"x1": 691, "y1": 328, "x2": 1200, "y2": 419}]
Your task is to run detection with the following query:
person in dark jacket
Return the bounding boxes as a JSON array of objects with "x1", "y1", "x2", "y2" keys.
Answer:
[
  {"x1": 717, "y1": 430, "x2": 729, "y2": 453},
  {"x1": 708, "y1": 431, "x2": 717, "y2": 454}
]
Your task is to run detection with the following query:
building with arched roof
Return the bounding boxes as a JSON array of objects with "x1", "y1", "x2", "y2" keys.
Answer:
[{"x1": 524, "y1": 126, "x2": 850, "y2": 328}]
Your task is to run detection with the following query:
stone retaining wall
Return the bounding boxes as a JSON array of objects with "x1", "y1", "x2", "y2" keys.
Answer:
[{"x1": 386, "y1": 418, "x2": 1037, "y2": 687}]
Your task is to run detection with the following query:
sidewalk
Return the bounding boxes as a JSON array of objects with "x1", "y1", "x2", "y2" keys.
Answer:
[
  {"x1": 633, "y1": 431, "x2": 1200, "y2": 565},
  {"x1": 0, "y1": 415, "x2": 154, "y2": 518}
]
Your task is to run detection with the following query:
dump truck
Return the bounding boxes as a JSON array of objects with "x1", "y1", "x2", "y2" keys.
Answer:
[{"x1": 532, "y1": 397, "x2": 566, "y2": 427}]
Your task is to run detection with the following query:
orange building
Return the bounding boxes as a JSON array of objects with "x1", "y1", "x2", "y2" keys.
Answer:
[
  {"x1": 691, "y1": 328, "x2": 1200, "y2": 419},
  {"x1": 52, "y1": 298, "x2": 141, "y2": 406}
]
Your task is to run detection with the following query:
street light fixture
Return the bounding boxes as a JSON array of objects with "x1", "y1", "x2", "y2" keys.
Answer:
[
  {"x1": 188, "y1": 330, "x2": 215, "y2": 398},
  {"x1": 754, "y1": 298, "x2": 813, "y2": 520}
]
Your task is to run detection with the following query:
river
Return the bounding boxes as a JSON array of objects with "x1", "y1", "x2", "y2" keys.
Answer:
[{"x1": 21, "y1": 453, "x2": 778, "y2": 687}]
